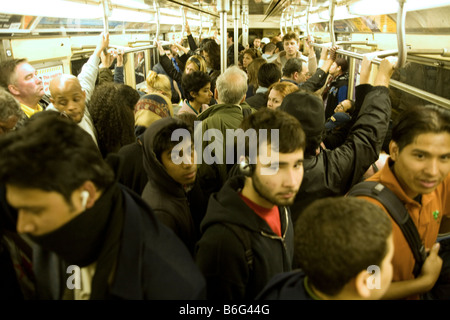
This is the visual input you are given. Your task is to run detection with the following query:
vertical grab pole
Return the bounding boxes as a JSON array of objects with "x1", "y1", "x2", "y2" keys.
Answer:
[
  {"x1": 233, "y1": 0, "x2": 240, "y2": 67},
  {"x1": 101, "y1": 0, "x2": 110, "y2": 35},
  {"x1": 329, "y1": 0, "x2": 336, "y2": 46},
  {"x1": 306, "y1": 0, "x2": 312, "y2": 38},
  {"x1": 218, "y1": 0, "x2": 230, "y2": 74},
  {"x1": 396, "y1": 0, "x2": 407, "y2": 68},
  {"x1": 154, "y1": 0, "x2": 160, "y2": 41},
  {"x1": 181, "y1": 7, "x2": 187, "y2": 41},
  {"x1": 242, "y1": 1, "x2": 249, "y2": 48},
  {"x1": 291, "y1": 6, "x2": 296, "y2": 32}
]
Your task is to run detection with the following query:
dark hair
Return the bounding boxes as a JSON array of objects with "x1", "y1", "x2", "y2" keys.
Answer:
[
  {"x1": 0, "y1": 58, "x2": 27, "y2": 89},
  {"x1": 294, "y1": 196, "x2": 392, "y2": 296},
  {"x1": 347, "y1": 99, "x2": 356, "y2": 115},
  {"x1": 282, "y1": 58, "x2": 303, "y2": 77},
  {"x1": 335, "y1": 57, "x2": 349, "y2": 73},
  {"x1": 181, "y1": 71, "x2": 211, "y2": 102},
  {"x1": 242, "y1": 48, "x2": 261, "y2": 61},
  {"x1": 0, "y1": 111, "x2": 114, "y2": 203},
  {"x1": 88, "y1": 83, "x2": 137, "y2": 158},
  {"x1": 282, "y1": 31, "x2": 299, "y2": 43},
  {"x1": 247, "y1": 58, "x2": 267, "y2": 93},
  {"x1": 262, "y1": 42, "x2": 276, "y2": 54},
  {"x1": 201, "y1": 40, "x2": 221, "y2": 70},
  {"x1": 391, "y1": 104, "x2": 450, "y2": 151},
  {"x1": 257, "y1": 63, "x2": 282, "y2": 88},
  {"x1": 153, "y1": 118, "x2": 194, "y2": 164},
  {"x1": 175, "y1": 112, "x2": 197, "y2": 128},
  {"x1": 239, "y1": 108, "x2": 306, "y2": 161}
]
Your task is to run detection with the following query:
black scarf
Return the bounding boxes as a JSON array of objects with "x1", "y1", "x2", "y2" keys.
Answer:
[{"x1": 29, "y1": 182, "x2": 125, "y2": 299}]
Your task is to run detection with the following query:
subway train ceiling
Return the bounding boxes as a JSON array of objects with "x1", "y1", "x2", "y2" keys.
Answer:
[{"x1": 1, "y1": 0, "x2": 450, "y2": 36}]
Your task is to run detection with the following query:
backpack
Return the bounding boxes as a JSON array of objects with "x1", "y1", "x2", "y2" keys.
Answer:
[
  {"x1": 347, "y1": 181, "x2": 450, "y2": 299},
  {"x1": 221, "y1": 222, "x2": 254, "y2": 271},
  {"x1": 346, "y1": 181, "x2": 426, "y2": 277}
]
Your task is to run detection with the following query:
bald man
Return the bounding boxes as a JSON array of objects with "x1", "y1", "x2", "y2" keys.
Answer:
[
  {"x1": 47, "y1": 32, "x2": 109, "y2": 147},
  {"x1": 50, "y1": 75, "x2": 86, "y2": 123}
]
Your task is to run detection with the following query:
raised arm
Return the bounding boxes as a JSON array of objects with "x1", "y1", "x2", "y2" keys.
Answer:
[
  {"x1": 114, "y1": 48, "x2": 124, "y2": 84},
  {"x1": 328, "y1": 56, "x2": 397, "y2": 192},
  {"x1": 306, "y1": 36, "x2": 318, "y2": 74},
  {"x1": 155, "y1": 40, "x2": 183, "y2": 84},
  {"x1": 78, "y1": 32, "x2": 109, "y2": 102},
  {"x1": 300, "y1": 46, "x2": 338, "y2": 92}
]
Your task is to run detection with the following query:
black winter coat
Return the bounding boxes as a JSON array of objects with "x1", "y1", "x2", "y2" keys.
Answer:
[
  {"x1": 289, "y1": 86, "x2": 392, "y2": 224},
  {"x1": 195, "y1": 176, "x2": 294, "y2": 300}
]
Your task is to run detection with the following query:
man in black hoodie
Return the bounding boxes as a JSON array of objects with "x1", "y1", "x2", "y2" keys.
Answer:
[
  {"x1": 195, "y1": 108, "x2": 306, "y2": 300},
  {"x1": 0, "y1": 111, "x2": 205, "y2": 300},
  {"x1": 141, "y1": 117, "x2": 207, "y2": 256}
]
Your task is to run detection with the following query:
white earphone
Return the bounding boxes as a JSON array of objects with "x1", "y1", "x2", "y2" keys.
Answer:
[{"x1": 80, "y1": 190, "x2": 89, "y2": 211}]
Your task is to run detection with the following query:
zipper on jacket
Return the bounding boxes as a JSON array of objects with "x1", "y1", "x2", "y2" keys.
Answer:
[{"x1": 260, "y1": 207, "x2": 289, "y2": 252}]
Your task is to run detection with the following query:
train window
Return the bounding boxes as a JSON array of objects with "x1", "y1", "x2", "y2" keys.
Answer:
[
  {"x1": 71, "y1": 56, "x2": 90, "y2": 78},
  {"x1": 34, "y1": 63, "x2": 64, "y2": 96}
]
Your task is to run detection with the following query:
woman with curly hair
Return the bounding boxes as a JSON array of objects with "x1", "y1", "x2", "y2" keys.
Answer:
[
  {"x1": 179, "y1": 71, "x2": 213, "y2": 116},
  {"x1": 88, "y1": 82, "x2": 139, "y2": 158},
  {"x1": 200, "y1": 40, "x2": 221, "y2": 94}
]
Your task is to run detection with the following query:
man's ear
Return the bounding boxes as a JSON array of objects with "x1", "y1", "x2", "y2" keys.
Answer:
[
  {"x1": 389, "y1": 140, "x2": 398, "y2": 161},
  {"x1": 214, "y1": 88, "x2": 218, "y2": 100},
  {"x1": 354, "y1": 270, "x2": 372, "y2": 299},
  {"x1": 7, "y1": 84, "x2": 19, "y2": 96}
]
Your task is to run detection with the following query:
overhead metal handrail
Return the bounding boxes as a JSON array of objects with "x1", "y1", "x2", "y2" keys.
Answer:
[
  {"x1": 407, "y1": 48, "x2": 450, "y2": 58},
  {"x1": 310, "y1": 43, "x2": 450, "y2": 109}
]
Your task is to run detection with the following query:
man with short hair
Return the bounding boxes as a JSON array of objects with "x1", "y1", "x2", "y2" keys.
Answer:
[
  {"x1": 0, "y1": 59, "x2": 46, "y2": 118},
  {"x1": 252, "y1": 36, "x2": 262, "y2": 54},
  {"x1": 0, "y1": 111, "x2": 206, "y2": 300},
  {"x1": 194, "y1": 66, "x2": 254, "y2": 198},
  {"x1": 355, "y1": 104, "x2": 450, "y2": 300},
  {"x1": 195, "y1": 108, "x2": 306, "y2": 300},
  {"x1": 141, "y1": 117, "x2": 202, "y2": 256},
  {"x1": 261, "y1": 42, "x2": 278, "y2": 63},
  {"x1": 281, "y1": 58, "x2": 309, "y2": 86},
  {"x1": 257, "y1": 196, "x2": 394, "y2": 300},
  {"x1": 274, "y1": 31, "x2": 317, "y2": 75}
]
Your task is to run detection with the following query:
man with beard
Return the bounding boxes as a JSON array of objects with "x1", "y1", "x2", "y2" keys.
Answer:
[{"x1": 195, "y1": 108, "x2": 306, "y2": 300}]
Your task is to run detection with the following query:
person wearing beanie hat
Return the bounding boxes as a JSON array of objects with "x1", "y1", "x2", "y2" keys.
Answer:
[{"x1": 280, "y1": 55, "x2": 398, "y2": 225}]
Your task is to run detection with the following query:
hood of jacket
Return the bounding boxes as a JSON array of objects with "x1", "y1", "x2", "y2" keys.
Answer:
[{"x1": 141, "y1": 117, "x2": 186, "y2": 197}]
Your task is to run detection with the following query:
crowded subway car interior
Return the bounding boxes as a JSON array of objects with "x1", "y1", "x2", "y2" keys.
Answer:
[{"x1": 1, "y1": 0, "x2": 450, "y2": 305}]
